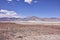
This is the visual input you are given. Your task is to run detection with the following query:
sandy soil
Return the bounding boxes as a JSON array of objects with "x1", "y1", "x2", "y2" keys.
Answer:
[{"x1": 0, "y1": 22, "x2": 60, "y2": 40}]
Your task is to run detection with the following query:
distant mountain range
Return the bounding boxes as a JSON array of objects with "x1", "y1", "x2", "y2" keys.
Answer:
[{"x1": 0, "y1": 16, "x2": 60, "y2": 22}]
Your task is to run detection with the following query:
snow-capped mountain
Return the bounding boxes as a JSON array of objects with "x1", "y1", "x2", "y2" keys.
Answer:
[{"x1": 0, "y1": 16, "x2": 60, "y2": 22}]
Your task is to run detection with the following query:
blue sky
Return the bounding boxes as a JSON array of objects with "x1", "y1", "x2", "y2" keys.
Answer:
[{"x1": 0, "y1": 0, "x2": 60, "y2": 18}]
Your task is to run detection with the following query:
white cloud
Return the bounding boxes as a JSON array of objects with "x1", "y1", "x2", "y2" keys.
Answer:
[
  {"x1": 34, "y1": 0, "x2": 38, "y2": 3},
  {"x1": 7, "y1": 0, "x2": 12, "y2": 2},
  {"x1": 24, "y1": 0, "x2": 32, "y2": 4},
  {"x1": 7, "y1": 0, "x2": 13, "y2": 3},
  {"x1": 7, "y1": 0, "x2": 37, "y2": 4},
  {"x1": 0, "y1": 9, "x2": 20, "y2": 18}
]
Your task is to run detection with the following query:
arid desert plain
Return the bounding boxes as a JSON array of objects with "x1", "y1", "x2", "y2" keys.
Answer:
[{"x1": 0, "y1": 21, "x2": 60, "y2": 40}]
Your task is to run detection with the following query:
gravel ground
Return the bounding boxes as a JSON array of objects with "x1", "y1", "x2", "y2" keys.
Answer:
[{"x1": 0, "y1": 23, "x2": 60, "y2": 40}]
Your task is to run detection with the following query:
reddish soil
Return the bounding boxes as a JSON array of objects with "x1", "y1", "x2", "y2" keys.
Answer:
[{"x1": 0, "y1": 22, "x2": 60, "y2": 40}]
